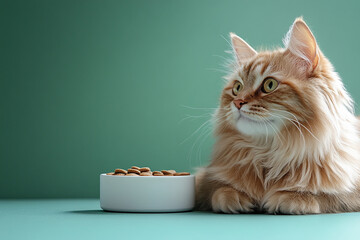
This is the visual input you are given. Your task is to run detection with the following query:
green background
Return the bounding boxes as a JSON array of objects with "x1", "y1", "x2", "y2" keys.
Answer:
[{"x1": 1, "y1": 0, "x2": 360, "y2": 198}]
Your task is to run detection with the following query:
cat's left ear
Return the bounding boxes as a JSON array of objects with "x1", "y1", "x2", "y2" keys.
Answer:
[
  {"x1": 283, "y1": 17, "x2": 319, "y2": 71},
  {"x1": 230, "y1": 32, "x2": 257, "y2": 63}
]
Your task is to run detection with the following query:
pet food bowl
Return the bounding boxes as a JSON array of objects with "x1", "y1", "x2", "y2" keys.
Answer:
[{"x1": 100, "y1": 174, "x2": 195, "y2": 212}]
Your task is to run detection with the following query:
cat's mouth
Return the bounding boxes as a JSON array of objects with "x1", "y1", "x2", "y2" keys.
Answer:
[
  {"x1": 238, "y1": 111, "x2": 274, "y2": 124},
  {"x1": 233, "y1": 110, "x2": 279, "y2": 136}
]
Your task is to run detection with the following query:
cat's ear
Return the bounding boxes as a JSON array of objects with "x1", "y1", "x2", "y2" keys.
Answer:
[
  {"x1": 230, "y1": 32, "x2": 257, "y2": 63},
  {"x1": 283, "y1": 17, "x2": 319, "y2": 71}
]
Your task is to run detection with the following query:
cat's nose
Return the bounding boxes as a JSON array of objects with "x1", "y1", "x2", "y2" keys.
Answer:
[{"x1": 233, "y1": 99, "x2": 248, "y2": 110}]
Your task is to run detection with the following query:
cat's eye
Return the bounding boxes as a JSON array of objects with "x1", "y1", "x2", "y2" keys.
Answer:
[
  {"x1": 232, "y1": 81, "x2": 243, "y2": 96},
  {"x1": 261, "y1": 78, "x2": 278, "y2": 93}
]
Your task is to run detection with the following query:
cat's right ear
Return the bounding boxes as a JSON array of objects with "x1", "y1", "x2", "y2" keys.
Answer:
[
  {"x1": 283, "y1": 17, "x2": 319, "y2": 72},
  {"x1": 230, "y1": 33, "x2": 257, "y2": 63}
]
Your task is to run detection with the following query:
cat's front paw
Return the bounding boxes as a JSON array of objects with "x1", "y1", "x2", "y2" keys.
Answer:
[
  {"x1": 263, "y1": 191, "x2": 320, "y2": 214},
  {"x1": 211, "y1": 186, "x2": 254, "y2": 213}
]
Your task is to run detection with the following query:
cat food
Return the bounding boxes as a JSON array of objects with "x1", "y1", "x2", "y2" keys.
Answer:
[
  {"x1": 106, "y1": 167, "x2": 190, "y2": 176},
  {"x1": 174, "y1": 172, "x2": 191, "y2": 176},
  {"x1": 139, "y1": 167, "x2": 151, "y2": 172},
  {"x1": 161, "y1": 170, "x2": 174, "y2": 175},
  {"x1": 140, "y1": 172, "x2": 152, "y2": 176},
  {"x1": 115, "y1": 169, "x2": 127, "y2": 174},
  {"x1": 126, "y1": 173, "x2": 139, "y2": 176},
  {"x1": 153, "y1": 171, "x2": 164, "y2": 176},
  {"x1": 127, "y1": 168, "x2": 141, "y2": 174}
]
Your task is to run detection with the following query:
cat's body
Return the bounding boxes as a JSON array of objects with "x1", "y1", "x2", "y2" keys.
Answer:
[{"x1": 195, "y1": 18, "x2": 360, "y2": 214}]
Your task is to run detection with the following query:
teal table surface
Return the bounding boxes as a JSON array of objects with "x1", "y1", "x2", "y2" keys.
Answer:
[{"x1": 1, "y1": 199, "x2": 360, "y2": 240}]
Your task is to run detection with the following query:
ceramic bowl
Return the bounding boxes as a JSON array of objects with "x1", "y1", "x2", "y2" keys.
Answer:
[{"x1": 100, "y1": 174, "x2": 195, "y2": 212}]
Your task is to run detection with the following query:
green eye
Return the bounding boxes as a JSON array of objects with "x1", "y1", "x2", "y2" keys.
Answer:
[
  {"x1": 232, "y1": 81, "x2": 243, "y2": 96},
  {"x1": 261, "y1": 78, "x2": 278, "y2": 93}
]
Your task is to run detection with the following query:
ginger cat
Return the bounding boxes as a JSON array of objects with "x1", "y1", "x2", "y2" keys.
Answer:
[{"x1": 196, "y1": 17, "x2": 360, "y2": 214}]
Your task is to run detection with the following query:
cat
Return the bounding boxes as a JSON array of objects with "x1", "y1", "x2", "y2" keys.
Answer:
[{"x1": 195, "y1": 17, "x2": 360, "y2": 214}]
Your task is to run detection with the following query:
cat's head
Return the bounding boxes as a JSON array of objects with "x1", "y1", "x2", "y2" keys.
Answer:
[{"x1": 217, "y1": 17, "x2": 352, "y2": 140}]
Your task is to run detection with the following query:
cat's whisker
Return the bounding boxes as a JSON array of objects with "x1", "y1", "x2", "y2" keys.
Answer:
[
  {"x1": 263, "y1": 109, "x2": 290, "y2": 137},
  {"x1": 196, "y1": 127, "x2": 213, "y2": 167},
  {"x1": 186, "y1": 119, "x2": 212, "y2": 168},
  {"x1": 269, "y1": 112, "x2": 306, "y2": 146},
  {"x1": 181, "y1": 118, "x2": 212, "y2": 145},
  {"x1": 214, "y1": 108, "x2": 232, "y2": 120},
  {"x1": 205, "y1": 68, "x2": 231, "y2": 74},
  {"x1": 223, "y1": 109, "x2": 233, "y2": 118},
  {"x1": 212, "y1": 54, "x2": 235, "y2": 70},
  {"x1": 180, "y1": 104, "x2": 227, "y2": 110},
  {"x1": 271, "y1": 108, "x2": 310, "y2": 128},
  {"x1": 212, "y1": 54, "x2": 230, "y2": 62},
  {"x1": 276, "y1": 109, "x2": 317, "y2": 139},
  {"x1": 220, "y1": 34, "x2": 233, "y2": 51},
  {"x1": 213, "y1": 118, "x2": 229, "y2": 133},
  {"x1": 213, "y1": 112, "x2": 233, "y2": 131},
  {"x1": 192, "y1": 123, "x2": 209, "y2": 167},
  {"x1": 259, "y1": 115, "x2": 269, "y2": 144},
  {"x1": 266, "y1": 118, "x2": 285, "y2": 145},
  {"x1": 220, "y1": 111, "x2": 233, "y2": 124},
  {"x1": 258, "y1": 115, "x2": 284, "y2": 145},
  {"x1": 266, "y1": 112, "x2": 291, "y2": 137},
  {"x1": 272, "y1": 109, "x2": 320, "y2": 142},
  {"x1": 178, "y1": 113, "x2": 212, "y2": 124},
  {"x1": 270, "y1": 110, "x2": 304, "y2": 132}
]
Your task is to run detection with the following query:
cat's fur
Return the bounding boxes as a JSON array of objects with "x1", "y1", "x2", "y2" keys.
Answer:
[{"x1": 195, "y1": 17, "x2": 360, "y2": 214}]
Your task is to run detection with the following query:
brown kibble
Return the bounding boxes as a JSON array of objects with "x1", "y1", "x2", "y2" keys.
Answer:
[
  {"x1": 161, "y1": 170, "x2": 174, "y2": 176},
  {"x1": 139, "y1": 167, "x2": 151, "y2": 172},
  {"x1": 115, "y1": 169, "x2": 127, "y2": 174},
  {"x1": 128, "y1": 168, "x2": 141, "y2": 175},
  {"x1": 174, "y1": 172, "x2": 190, "y2": 176},
  {"x1": 153, "y1": 171, "x2": 164, "y2": 176},
  {"x1": 108, "y1": 167, "x2": 186, "y2": 177},
  {"x1": 140, "y1": 172, "x2": 152, "y2": 176}
]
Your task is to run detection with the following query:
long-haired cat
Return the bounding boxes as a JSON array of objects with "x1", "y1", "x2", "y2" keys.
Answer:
[{"x1": 195, "y1": 17, "x2": 360, "y2": 214}]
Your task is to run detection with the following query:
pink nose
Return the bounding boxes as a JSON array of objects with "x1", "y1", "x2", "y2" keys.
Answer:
[{"x1": 233, "y1": 99, "x2": 248, "y2": 110}]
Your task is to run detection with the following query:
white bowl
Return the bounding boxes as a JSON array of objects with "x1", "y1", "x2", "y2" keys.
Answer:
[{"x1": 100, "y1": 174, "x2": 195, "y2": 212}]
